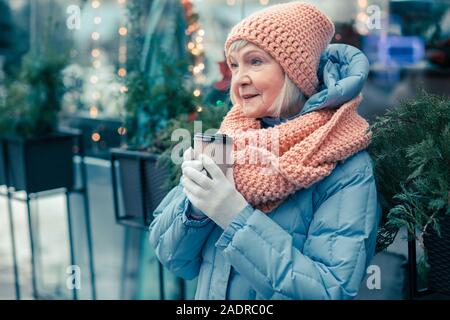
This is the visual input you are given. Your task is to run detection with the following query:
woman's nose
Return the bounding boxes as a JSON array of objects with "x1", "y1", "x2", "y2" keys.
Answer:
[{"x1": 235, "y1": 68, "x2": 251, "y2": 85}]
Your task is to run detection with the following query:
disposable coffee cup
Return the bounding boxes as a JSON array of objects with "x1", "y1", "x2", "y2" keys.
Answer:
[{"x1": 193, "y1": 133, "x2": 233, "y2": 175}]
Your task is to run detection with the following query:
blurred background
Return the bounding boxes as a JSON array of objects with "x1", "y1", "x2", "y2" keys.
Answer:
[{"x1": 0, "y1": 0, "x2": 449, "y2": 300}]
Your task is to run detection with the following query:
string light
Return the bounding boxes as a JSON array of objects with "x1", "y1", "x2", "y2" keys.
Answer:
[
  {"x1": 117, "y1": 127, "x2": 127, "y2": 135},
  {"x1": 196, "y1": 74, "x2": 206, "y2": 84},
  {"x1": 355, "y1": 0, "x2": 370, "y2": 36},
  {"x1": 91, "y1": 132, "x2": 101, "y2": 142},
  {"x1": 92, "y1": 0, "x2": 101, "y2": 9},
  {"x1": 90, "y1": 75, "x2": 99, "y2": 84},
  {"x1": 182, "y1": 0, "x2": 206, "y2": 103},
  {"x1": 90, "y1": 1, "x2": 103, "y2": 118},
  {"x1": 118, "y1": 68, "x2": 126, "y2": 77},
  {"x1": 193, "y1": 63, "x2": 205, "y2": 74},
  {"x1": 117, "y1": 1, "x2": 128, "y2": 97},
  {"x1": 118, "y1": 27, "x2": 128, "y2": 36},
  {"x1": 90, "y1": 106, "x2": 98, "y2": 118},
  {"x1": 91, "y1": 32, "x2": 100, "y2": 40},
  {"x1": 357, "y1": 12, "x2": 368, "y2": 22},
  {"x1": 358, "y1": 0, "x2": 368, "y2": 8},
  {"x1": 91, "y1": 48, "x2": 100, "y2": 58}
]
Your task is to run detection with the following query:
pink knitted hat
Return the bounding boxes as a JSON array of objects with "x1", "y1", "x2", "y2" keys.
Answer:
[{"x1": 225, "y1": 2, "x2": 335, "y2": 97}]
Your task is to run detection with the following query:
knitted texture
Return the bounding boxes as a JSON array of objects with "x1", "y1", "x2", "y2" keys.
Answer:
[
  {"x1": 225, "y1": 2, "x2": 335, "y2": 97},
  {"x1": 218, "y1": 95, "x2": 372, "y2": 213}
]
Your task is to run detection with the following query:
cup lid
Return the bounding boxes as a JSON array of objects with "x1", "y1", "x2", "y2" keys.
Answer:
[{"x1": 194, "y1": 133, "x2": 232, "y2": 144}]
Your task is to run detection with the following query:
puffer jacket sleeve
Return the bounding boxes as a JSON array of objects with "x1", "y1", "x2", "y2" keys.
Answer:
[
  {"x1": 215, "y1": 157, "x2": 381, "y2": 299},
  {"x1": 148, "y1": 183, "x2": 216, "y2": 280}
]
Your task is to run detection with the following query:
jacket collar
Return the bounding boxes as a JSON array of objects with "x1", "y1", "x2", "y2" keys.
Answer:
[{"x1": 260, "y1": 110, "x2": 301, "y2": 128}]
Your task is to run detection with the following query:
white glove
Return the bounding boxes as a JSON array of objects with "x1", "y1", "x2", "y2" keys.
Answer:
[
  {"x1": 181, "y1": 147, "x2": 208, "y2": 219},
  {"x1": 182, "y1": 153, "x2": 248, "y2": 230}
]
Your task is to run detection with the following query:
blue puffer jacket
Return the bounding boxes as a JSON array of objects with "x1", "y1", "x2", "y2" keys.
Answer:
[{"x1": 149, "y1": 44, "x2": 382, "y2": 300}]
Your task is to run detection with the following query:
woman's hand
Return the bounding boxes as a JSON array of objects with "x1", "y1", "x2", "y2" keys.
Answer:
[
  {"x1": 181, "y1": 147, "x2": 203, "y2": 173},
  {"x1": 181, "y1": 147, "x2": 208, "y2": 219},
  {"x1": 182, "y1": 153, "x2": 248, "y2": 230}
]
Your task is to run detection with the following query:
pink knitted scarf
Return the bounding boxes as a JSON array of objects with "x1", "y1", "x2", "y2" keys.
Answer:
[{"x1": 218, "y1": 95, "x2": 372, "y2": 213}]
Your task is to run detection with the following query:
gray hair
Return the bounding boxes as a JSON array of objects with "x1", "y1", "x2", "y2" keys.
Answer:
[{"x1": 226, "y1": 39, "x2": 305, "y2": 118}]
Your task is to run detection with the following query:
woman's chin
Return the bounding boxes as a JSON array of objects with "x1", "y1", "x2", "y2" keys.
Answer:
[{"x1": 242, "y1": 104, "x2": 263, "y2": 118}]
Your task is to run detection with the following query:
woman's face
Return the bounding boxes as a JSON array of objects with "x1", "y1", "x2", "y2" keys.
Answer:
[{"x1": 228, "y1": 43, "x2": 285, "y2": 118}]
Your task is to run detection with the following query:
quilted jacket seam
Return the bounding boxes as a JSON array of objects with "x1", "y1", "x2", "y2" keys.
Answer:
[
  {"x1": 228, "y1": 242, "x2": 286, "y2": 299},
  {"x1": 157, "y1": 200, "x2": 187, "y2": 259},
  {"x1": 244, "y1": 224, "x2": 326, "y2": 292}
]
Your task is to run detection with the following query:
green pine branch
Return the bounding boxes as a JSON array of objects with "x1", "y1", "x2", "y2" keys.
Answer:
[{"x1": 368, "y1": 90, "x2": 450, "y2": 253}]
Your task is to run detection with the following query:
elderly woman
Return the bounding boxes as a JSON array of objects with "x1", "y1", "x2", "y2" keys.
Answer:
[{"x1": 149, "y1": 2, "x2": 381, "y2": 300}]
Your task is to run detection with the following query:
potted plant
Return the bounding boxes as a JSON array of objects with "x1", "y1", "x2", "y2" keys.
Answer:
[
  {"x1": 368, "y1": 91, "x2": 450, "y2": 296},
  {"x1": 150, "y1": 57, "x2": 233, "y2": 191},
  {"x1": 0, "y1": 51, "x2": 77, "y2": 193},
  {"x1": 111, "y1": 55, "x2": 200, "y2": 228}
]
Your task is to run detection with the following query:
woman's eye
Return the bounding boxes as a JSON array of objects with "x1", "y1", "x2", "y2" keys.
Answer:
[
  {"x1": 251, "y1": 58, "x2": 262, "y2": 65},
  {"x1": 229, "y1": 63, "x2": 238, "y2": 69}
]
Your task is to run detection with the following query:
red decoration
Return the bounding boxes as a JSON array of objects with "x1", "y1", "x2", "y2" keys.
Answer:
[
  {"x1": 188, "y1": 111, "x2": 198, "y2": 122},
  {"x1": 213, "y1": 60, "x2": 232, "y2": 91},
  {"x1": 181, "y1": 0, "x2": 194, "y2": 23}
]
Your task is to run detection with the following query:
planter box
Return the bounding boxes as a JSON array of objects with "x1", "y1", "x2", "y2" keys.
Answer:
[
  {"x1": 61, "y1": 116, "x2": 123, "y2": 159},
  {"x1": 1, "y1": 132, "x2": 76, "y2": 193},
  {"x1": 111, "y1": 148, "x2": 169, "y2": 228},
  {"x1": 423, "y1": 214, "x2": 450, "y2": 296}
]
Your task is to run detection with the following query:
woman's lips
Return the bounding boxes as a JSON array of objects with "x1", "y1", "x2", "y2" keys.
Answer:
[{"x1": 242, "y1": 94, "x2": 259, "y2": 101}]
